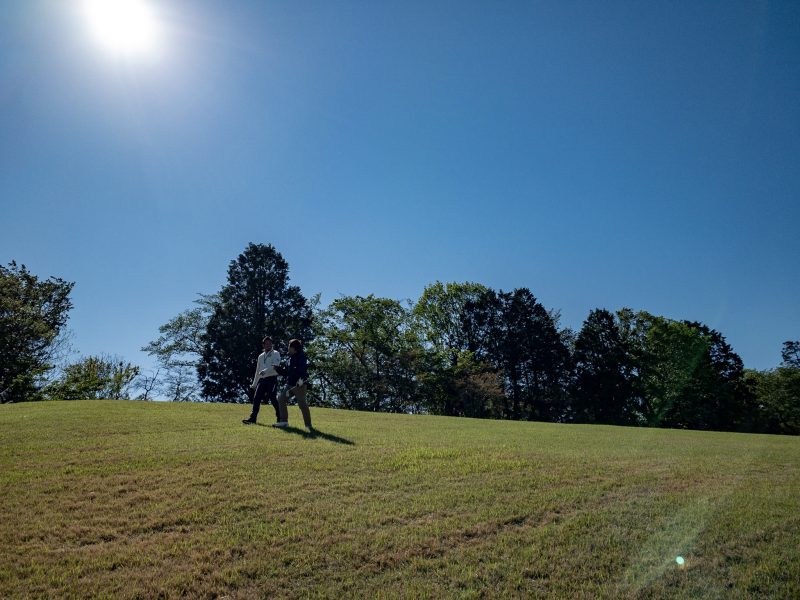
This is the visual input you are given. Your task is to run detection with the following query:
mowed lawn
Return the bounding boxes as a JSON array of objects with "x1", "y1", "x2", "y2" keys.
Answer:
[{"x1": 1, "y1": 401, "x2": 798, "y2": 599}]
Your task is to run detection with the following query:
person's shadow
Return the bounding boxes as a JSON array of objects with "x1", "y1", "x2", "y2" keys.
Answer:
[{"x1": 278, "y1": 425, "x2": 355, "y2": 446}]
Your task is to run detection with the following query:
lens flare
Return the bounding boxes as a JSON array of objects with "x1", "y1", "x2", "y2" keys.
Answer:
[{"x1": 676, "y1": 556, "x2": 685, "y2": 566}]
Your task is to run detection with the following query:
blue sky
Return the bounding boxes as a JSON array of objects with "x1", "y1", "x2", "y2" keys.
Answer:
[{"x1": 2, "y1": 0, "x2": 798, "y2": 374}]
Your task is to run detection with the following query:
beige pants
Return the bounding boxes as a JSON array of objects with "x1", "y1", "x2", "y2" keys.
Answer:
[{"x1": 278, "y1": 384, "x2": 311, "y2": 427}]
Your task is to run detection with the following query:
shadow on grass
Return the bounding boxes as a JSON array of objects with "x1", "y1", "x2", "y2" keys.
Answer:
[{"x1": 278, "y1": 425, "x2": 355, "y2": 445}]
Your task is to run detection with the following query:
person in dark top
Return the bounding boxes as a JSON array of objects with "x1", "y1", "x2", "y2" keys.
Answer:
[{"x1": 274, "y1": 338, "x2": 312, "y2": 430}]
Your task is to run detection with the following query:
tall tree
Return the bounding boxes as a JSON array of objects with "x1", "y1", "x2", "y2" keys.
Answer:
[
  {"x1": 310, "y1": 295, "x2": 421, "y2": 413},
  {"x1": 680, "y1": 322, "x2": 753, "y2": 431},
  {"x1": 0, "y1": 262, "x2": 74, "y2": 403},
  {"x1": 570, "y1": 309, "x2": 637, "y2": 425},
  {"x1": 633, "y1": 314, "x2": 709, "y2": 428},
  {"x1": 413, "y1": 281, "x2": 489, "y2": 361},
  {"x1": 198, "y1": 244, "x2": 313, "y2": 402},
  {"x1": 461, "y1": 288, "x2": 504, "y2": 365},
  {"x1": 501, "y1": 288, "x2": 572, "y2": 421},
  {"x1": 461, "y1": 288, "x2": 571, "y2": 421},
  {"x1": 412, "y1": 282, "x2": 502, "y2": 417},
  {"x1": 618, "y1": 310, "x2": 753, "y2": 431}
]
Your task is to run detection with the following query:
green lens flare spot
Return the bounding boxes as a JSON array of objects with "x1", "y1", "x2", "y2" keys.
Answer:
[{"x1": 676, "y1": 556, "x2": 685, "y2": 566}]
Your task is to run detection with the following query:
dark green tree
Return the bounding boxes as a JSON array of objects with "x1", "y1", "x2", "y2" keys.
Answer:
[
  {"x1": 45, "y1": 355, "x2": 140, "y2": 400},
  {"x1": 570, "y1": 309, "x2": 637, "y2": 425},
  {"x1": 501, "y1": 289, "x2": 572, "y2": 421},
  {"x1": 617, "y1": 311, "x2": 703, "y2": 427},
  {"x1": 746, "y1": 368, "x2": 800, "y2": 435},
  {"x1": 744, "y1": 340, "x2": 800, "y2": 435},
  {"x1": 461, "y1": 288, "x2": 571, "y2": 421},
  {"x1": 460, "y1": 288, "x2": 503, "y2": 364},
  {"x1": 198, "y1": 244, "x2": 313, "y2": 402},
  {"x1": 679, "y1": 322, "x2": 754, "y2": 431},
  {"x1": 0, "y1": 262, "x2": 74, "y2": 403},
  {"x1": 617, "y1": 309, "x2": 753, "y2": 431}
]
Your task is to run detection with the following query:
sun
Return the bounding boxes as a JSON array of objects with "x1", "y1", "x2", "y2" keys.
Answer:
[{"x1": 83, "y1": 0, "x2": 161, "y2": 59}]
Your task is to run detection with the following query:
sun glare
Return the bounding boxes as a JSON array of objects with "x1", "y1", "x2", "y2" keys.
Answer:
[{"x1": 83, "y1": 0, "x2": 161, "y2": 59}]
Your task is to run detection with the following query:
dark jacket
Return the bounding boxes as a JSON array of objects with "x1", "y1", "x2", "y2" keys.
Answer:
[{"x1": 278, "y1": 350, "x2": 308, "y2": 387}]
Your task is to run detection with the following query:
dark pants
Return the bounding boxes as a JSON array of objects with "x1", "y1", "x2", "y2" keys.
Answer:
[{"x1": 249, "y1": 376, "x2": 278, "y2": 422}]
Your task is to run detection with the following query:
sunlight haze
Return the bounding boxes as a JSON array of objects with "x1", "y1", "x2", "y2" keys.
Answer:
[{"x1": 82, "y1": 0, "x2": 162, "y2": 59}]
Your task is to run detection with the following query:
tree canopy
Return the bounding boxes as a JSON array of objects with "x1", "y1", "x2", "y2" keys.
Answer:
[
  {"x1": 0, "y1": 262, "x2": 73, "y2": 403},
  {"x1": 45, "y1": 355, "x2": 139, "y2": 401},
  {"x1": 137, "y1": 246, "x2": 797, "y2": 435},
  {"x1": 198, "y1": 243, "x2": 313, "y2": 402}
]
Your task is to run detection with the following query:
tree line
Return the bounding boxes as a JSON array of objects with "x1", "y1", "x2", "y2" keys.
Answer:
[{"x1": 2, "y1": 247, "x2": 798, "y2": 435}]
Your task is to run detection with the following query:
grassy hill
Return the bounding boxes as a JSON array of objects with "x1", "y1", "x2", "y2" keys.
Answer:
[{"x1": 1, "y1": 401, "x2": 798, "y2": 599}]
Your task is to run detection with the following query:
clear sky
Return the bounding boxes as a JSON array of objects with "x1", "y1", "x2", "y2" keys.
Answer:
[{"x1": 2, "y1": 0, "x2": 798, "y2": 374}]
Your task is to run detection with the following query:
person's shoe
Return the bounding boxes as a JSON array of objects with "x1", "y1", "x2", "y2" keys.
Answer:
[
  {"x1": 271, "y1": 421, "x2": 288, "y2": 428},
  {"x1": 242, "y1": 419, "x2": 256, "y2": 425}
]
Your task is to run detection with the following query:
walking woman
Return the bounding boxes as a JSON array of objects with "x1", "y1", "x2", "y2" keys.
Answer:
[{"x1": 274, "y1": 338, "x2": 312, "y2": 430}]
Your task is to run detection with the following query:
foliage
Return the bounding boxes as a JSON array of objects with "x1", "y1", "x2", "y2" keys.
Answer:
[
  {"x1": 570, "y1": 309, "x2": 638, "y2": 425},
  {"x1": 616, "y1": 310, "x2": 754, "y2": 431},
  {"x1": 782, "y1": 340, "x2": 800, "y2": 368},
  {"x1": 412, "y1": 282, "x2": 503, "y2": 417},
  {"x1": 137, "y1": 250, "x2": 796, "y2": 433},
  {"x1": 462, "y1": 288, "x2": 572, "y2": 421},
  {"x1": 635, "y1": 314, "x2": 710, "y2": 427},
  {"x1": 745, "y1": 366, "x2": 800, "y2": 435},
  {"x1": 199, "y1": 244, "x2": 313, "y2": 402},
  {"x1": 142, "y1": 296, "x2": 214, "y2": 367},
  {"x1": 44, "y1": 355, "x2": 140, "y2": 400},
  {"x1": 144, "y1": 244, "x2": 313, "y2": 403},
  {"x1": 141, "y1": 295, "x2": 216, "y2": 401},
  {"x1": 0, "y1": 261, "x2": 74, "y2": 403},
  {"x1": 413, "y1": 281, "x2": 489, "y2": 360},
  {"x1": 310, "y1": 295, "x2": 421, "y2": 412},
  {"x1": 415, "y1": 348, "x2": 505, "y2": 418},
  {"x1": 679, "y1": 321, "x2": 755, "y2": 432},
  {"x1": 161, "y1": 364, "x2": 201, "y2": 402}
]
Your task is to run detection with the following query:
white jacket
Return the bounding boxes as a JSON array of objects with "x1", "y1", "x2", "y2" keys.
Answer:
[{"x1": 251, "y1": 349, "x2": 281, "y2": 387}]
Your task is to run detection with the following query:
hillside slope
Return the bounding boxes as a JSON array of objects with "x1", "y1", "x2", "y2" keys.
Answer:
[{"x1": 1, "y1": 400, "x2": 798, "y2": 598}]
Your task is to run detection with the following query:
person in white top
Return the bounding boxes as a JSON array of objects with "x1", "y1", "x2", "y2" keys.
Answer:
[{"x1": 242, "y1": 336, "x2": 282, "y2": 425}]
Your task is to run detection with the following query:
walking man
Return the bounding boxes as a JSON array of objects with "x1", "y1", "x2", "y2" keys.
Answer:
[
  {"x1": 274, "y1": 338, "x2": 312, "y2": 430},
  {"x1": 243, "y1": 336, "x2": 281, "y2": 425}
]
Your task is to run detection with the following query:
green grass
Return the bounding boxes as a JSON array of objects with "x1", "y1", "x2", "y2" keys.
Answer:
[{"x1": 1, "y1": 400, "x2": 798, "y2": 599}]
